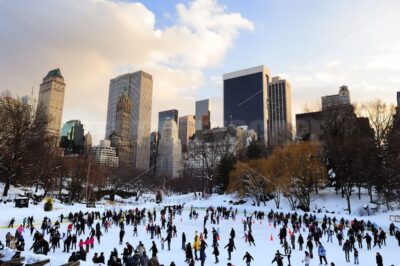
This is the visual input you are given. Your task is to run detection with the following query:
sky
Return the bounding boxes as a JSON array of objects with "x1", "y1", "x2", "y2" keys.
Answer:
[{"x1": 1, "y1": 0, "x2": 400, "y2": 144}]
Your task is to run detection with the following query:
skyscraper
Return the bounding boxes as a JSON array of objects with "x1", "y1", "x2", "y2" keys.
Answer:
[
  {"x1": 223, "y1": 65, "x2": 270, "y2": 144},
  {"x1": 37, "y1": 68, "x2": 65, "y2": 137},
  {"x1": 397, "y1": 91, "x2": 400, "y2": 106},
  {"x1": 195, "y1": 99, "x2": 211, "y2": 131},
  {"x1": 60, "y1": 120, "x2": 85, "y2": 155},
  {"x1": 268, "y1": 77, "x2": 292, "y2": 146},
  {"x1": 105, "y1": 71, "x2": 153, "y2": 170},
  {"x1": 110, "y1": 90, "x2": 133, "y2": 167},
  {"x1": 84, "y1": 132, "x2": 92, "y2": 154},
  {"x1": 158, "y1": 118, "x2": 182, "y2": 178},
  {"x1": 158, "y1": 109, "x2": 178, "y2": 138},
  {"x1": 178, "y1": 115, "x2": 195, "y2": 153}
]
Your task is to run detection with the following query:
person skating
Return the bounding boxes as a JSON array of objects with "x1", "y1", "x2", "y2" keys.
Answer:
[
  {"x1": 285, "y1": 246, "x2": 292, "y2": 266},
  {"x1": 140, "y1": 251, "x2": 150, "y2": 266},
  {"x1": 212, "y1": 242, "x2": 219, "y2": 263},
  {"x1": 298, "y1": 234, "x2": 304, "y2": 251},
  {"x1": 364, "y1": 233, "x2": 372, "y2": 250},
  {"x1": 376, "y1": 252, "x2": 383, "y2": 266},
  {"x1": 302, "y1": 251, "x2": 310, "y2": 266},
  {"x1": 242, "y1": 251, "x2": 254, "y2": 266},
  {"x1": 199, "y1": 239, "x2": 207, "y2": 266},
  {"x1": 8, "y1": 218, "x2": 15, "y2": 228},
  {"x1": 318, "y1": 244, "x2": 328, "y2": 265},
  {"x1": 185, "y1": 242, "x2": 194, "y2": 263},
  {"x1": 193, "y1": 233, "x2": 200, "y2": 260},
  {"x1": 271, "y1": 250, "x2": 284, "y2": 266},
  {"x1": 343, "y1": 239, "x2": 352, "y2": 262},
  {"x1": 230, "y1": 228, "x2": 236, "y2": 239},
  {"x1": 182, "y1": 232, "x2": 186, "y2": 250},
  {"x1": 247, "y1": 231, "x2": 255, "y2": 246},
  {"x1": 119, "y1": 228, "x2": 125, "y2": 245},
  {"x1": 149, "y1": 241, "x2": 158, "y2": 259},
  {"x1": 306, "y1": 239, "x2": 314, "y2": 259},
  {"x1": 224, "y1": 238, "x2": 236, "y2": 260},
  {"x1": 354, "y1": 248, "x2": 359, "y2": 265}
]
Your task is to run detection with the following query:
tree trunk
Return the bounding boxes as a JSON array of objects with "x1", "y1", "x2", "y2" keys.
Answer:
[
  {"x1": 346, "y1": 193, "x2": 351, "y2": 214},
  {"x1": 2, "y1": 178, "x2": 10, "y2": 197},
  {"x1": 358, "y1": 186, "x2": 361, "y2": 200}
]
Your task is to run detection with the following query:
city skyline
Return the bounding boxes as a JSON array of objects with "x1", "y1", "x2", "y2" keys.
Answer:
[{"x1": 1, "y1": 0, "x2": 400, "y2": 144}]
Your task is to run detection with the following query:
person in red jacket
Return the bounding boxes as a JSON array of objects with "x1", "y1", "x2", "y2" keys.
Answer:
[
  {"x1": 84, "y1": 237, "x2": 90, "y2": 253},
  {"x1": 89, "y1": 236, "x2": 95, "y2": 249},
  {"x1": 78, "y1": 239, "x2": 84, "y2": 252}
]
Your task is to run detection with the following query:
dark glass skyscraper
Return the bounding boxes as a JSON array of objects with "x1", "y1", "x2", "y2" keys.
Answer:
[
  {"x1": 60, "y1": 120, "x2": 85, "y2": 155},
  {"x1": 158, "y1": 109, "x2": 178, "y2": 138},
  {"x1": 223, "y1": 66, "x2": 270, "y2": 144}
]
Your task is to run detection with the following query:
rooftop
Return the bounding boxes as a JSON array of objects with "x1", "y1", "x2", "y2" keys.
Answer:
[{"x1": 46, "y1": 68, "x2": 63, "y2": 78}]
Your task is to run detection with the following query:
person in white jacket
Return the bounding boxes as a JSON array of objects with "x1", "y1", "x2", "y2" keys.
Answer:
[{"x1": 302, "y1": 251, "x2": 311, "y2": 266}]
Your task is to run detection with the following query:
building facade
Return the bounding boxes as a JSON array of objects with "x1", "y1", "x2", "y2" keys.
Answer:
[
  {"x1": 149, "y1": 131, "x2": 159, "y2": 175},
  {"x1": 110, "y1": 90, "x2": 133, "y2": 167},
  {"x1": 37, "y1": 68, "x2": 65, "y2": 137},
  {"x1": 195, "y1": 99, "x2": 211, "y2": 131},
  {"x1": 157, "y1": 118, "x2": 182, "y2": 178},
  {"x1": 158, "y1": 109, "x2": 178, "y2": 138},
  {"x1": 91, "y1": 140, "x2": 119, "y2": 168},
  {"x1": 321, "y1": 85, "x2": 350, "y2": 110},
  {"x1": 105, "y1": 71, "x2": 153, "y2": 170},
  {"x1": 223, "y1": 65, "x2": 270, "y2": 145},
  {"x1": 60, "y1": 120, "x2": 85, "y2": 155},
  {"x1": 84, "y1": 132, "x2": 92, "y2": 154},
  {"x1": 397, "y1": 91, "x2": 400, "y2": 106},
  {"x1": 187, "y1": 126, "x2": 256, "y2": 170},
  {"x1": 268, "y1": 77, "x2": 292, "y2": 146},
  {"x1": 296, "y1": 111, "x2": 323, "y2": 141},
  {"x1": 178, "y1": 115, "x2": 195, "y2": 153}
]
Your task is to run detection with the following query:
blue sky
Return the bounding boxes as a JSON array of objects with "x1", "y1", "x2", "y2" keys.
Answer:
[{"x1": 1, "y1": 0, "x2": 399, "y2": 144}]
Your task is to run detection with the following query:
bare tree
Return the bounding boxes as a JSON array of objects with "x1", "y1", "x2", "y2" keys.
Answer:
[
  {"x1": 188, "y1": 128, "x2": 238, "y2": 194},
  {"x1": 0, "y1": 95, "x2": 49, "y2": 197},
  {"x1": 361, "y1": 99, "x2": 395, "y2": 154}
]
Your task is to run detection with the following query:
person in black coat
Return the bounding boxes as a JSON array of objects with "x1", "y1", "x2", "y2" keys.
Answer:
[
  {"x1": 376, "y1": 252, "x2": 383, "y2": 266},
  {"x1": 243, "y1": 252, "x2": 254, "y2": 266},
  {"x1": 298, "y1": 234, "x2": 304, "y2": 251},
  {"x1": 212, "y1": 242, "x2": 219, "y2": 263},
  {"x1": 182, "y1": 232, "x2": 186, "y2": 250},
  {"x1": 185, "y1": 242, "x2": 193, "y2": 263},
  {"x1": 271, "y1": 251, "x2": 284, "y2": 266},
  {"x1": 149, "y1": 241, "x2": 158, "y2": 258},
  {"x1": 224, "y1": 238, "x2": 236, "y2": 260},
  {"x1": 119, "y1": 229, "x2": 125, "y2": 245}
]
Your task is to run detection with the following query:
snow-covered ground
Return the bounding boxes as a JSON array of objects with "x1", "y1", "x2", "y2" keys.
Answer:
[{"x1": 0, "y1": 190, "x2": 399, "y2": 266}]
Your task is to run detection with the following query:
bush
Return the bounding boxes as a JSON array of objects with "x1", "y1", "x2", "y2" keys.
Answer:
[{"x1": 44, "y1": 197, "x2": 53, "y2": 212}]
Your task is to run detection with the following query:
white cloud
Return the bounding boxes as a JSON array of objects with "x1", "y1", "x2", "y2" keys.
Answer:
[
  {"x1": 366, "y1": 53, "x2": 400, "y2": 71},
  {"x1": 210, "y1": 76, "x2": 223, "y2": 86},
  {"x1": 0, "y1": 0, "x2": 253, "y2": 144},
  {"x1": 325, "y1": 59, "x2": 341, "y2": 67}
]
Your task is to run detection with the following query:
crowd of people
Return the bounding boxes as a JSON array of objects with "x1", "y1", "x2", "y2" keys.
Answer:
[{"x1": 0, "y1": 203, "x2": 399, "y2": 266}]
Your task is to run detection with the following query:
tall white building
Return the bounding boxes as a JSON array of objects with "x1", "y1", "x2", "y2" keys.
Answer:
[
  {"x1": 91, "y1": 140, "x2": 119, "y2": 168},
  {"x1": 105, "y1": 71, "x2": 153, "y2": 170},
  {"x1": 268, "y1": 76, "x2": 292, "y2": 146},
  {"x1": 37, "y1": 68, "x2": 65, "y2": 138},
  {"x1": 195, "y1": 99, "x2": 210, "y2": 131},
  {"x1": 158, "y1": 118, "x2": 182, "y2": 178}
]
